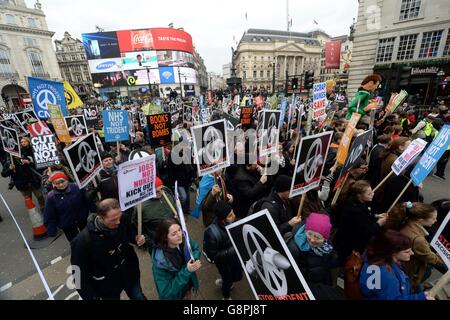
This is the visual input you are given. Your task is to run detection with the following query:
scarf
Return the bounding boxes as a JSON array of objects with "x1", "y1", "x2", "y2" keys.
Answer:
[
  {"x1": 104, "y1": 164, "x2": 118, "y2": 176},
  {"x1": 94, "y1": 215, "x2": 118, "y2": 236},
  {"x1": 294, "y1": 224, "x2": 334, "y2": 257}
]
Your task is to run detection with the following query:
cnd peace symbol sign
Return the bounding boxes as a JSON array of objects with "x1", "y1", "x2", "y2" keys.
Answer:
[
  {"x1": 201, "y1": 126, "x2": 225, "y2": 164},
  {"x1": 36, "y1": 89, "x2": 57, "y2": 110},
  {"x1": 243, "y1": 224, "x2": 290, "y2": 296},
  {"x1": 185, "y1": 108, "x2": 192, "y2": 121},
  {"x1": 70, "y1": 117, "x2": 85, "y2": 136},
  {"x1": 304, "y1": 138, "x2": 323, "y2": 183},
  {"x1": 76, "y1": 142, "x2": 97, "y2": 172},
  {"x1": 22, "y1": 112, "x2": 37, "y2": 124},
  {"x1": 2, "y1": 129, "x2": 17, "y2": 150}
]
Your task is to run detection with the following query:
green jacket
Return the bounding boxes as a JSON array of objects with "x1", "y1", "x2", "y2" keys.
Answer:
[
  {"x1": 152, "y1": 239, "x2": 201, "y2": 300},
  {"x1": 346, "y1": 89, "x2": 373, "y2": 120},
  {"x1": 132, "y1": 186, "x2": 177, "y2": 248}
]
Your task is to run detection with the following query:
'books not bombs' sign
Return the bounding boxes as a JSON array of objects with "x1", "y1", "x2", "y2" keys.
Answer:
[
  {"x1": 31, "y1": 134, "x2": 60, "y2": 169},
  {"x1": 146, "y1": 113, "x2": 172, "y2": 148}
]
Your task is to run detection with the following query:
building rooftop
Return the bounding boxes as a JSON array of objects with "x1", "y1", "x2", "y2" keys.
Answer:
[{"x1": 241, "y1": 28, "x2": 322, "y2": 46}]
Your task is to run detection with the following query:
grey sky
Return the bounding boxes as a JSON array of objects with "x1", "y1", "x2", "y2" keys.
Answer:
[{"x1": 29, "y1": 0, "x2": 358, "y2": 74}]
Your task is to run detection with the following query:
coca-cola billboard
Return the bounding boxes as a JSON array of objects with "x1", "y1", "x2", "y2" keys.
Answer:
[{"x1": 116, "y1": 28, "x2": 193, "y2": 53}]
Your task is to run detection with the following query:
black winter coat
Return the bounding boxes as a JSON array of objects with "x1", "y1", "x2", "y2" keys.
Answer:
[
  {"x1": 1, "y1": 157, "x2": 40, "y2": 191},
  {"x1": 260, "y1": 190, "x2": 294, "y2": 236},
  {"x1": 97, "y1": 169, "x2": 119, "y2": 200},
  {"x1": 70, "y1": 214, "x2": 141, "y2": 300},
  {"x1": 203, "y1": 221, "x2": 239, "y2": 266},
  {"x1": 231, "y1": 166, "x2": 269, "y2": 217},
  {"x1": 287, "y1": 237, "x2": 335, "y2": 286},
  {"x1": 334, "y1": 202, "x2": 382, "y2": 265},
  {"x1": 377, "y1": 174, "x2": 420, "y2": 214}
]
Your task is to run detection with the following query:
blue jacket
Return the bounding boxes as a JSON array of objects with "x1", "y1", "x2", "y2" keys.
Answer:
[
  {"x1": 359, "y1": 260, "x2": 426, "y2": 300},
  {"x1": 44, "y1": 183, "x2": 94, "y2": 236}
]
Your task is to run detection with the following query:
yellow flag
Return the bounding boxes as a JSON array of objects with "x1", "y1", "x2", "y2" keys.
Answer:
[{"x1": 64, "y1": 81, "x2": 83, "y2": 110}]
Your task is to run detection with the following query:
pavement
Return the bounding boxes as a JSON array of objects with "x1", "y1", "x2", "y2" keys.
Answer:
[{"x1": 0, "y1": 163, "x2": 448, "y2": 300}]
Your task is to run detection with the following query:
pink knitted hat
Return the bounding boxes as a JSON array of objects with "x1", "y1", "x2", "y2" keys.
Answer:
[{"x1": 305, "y1": 213, "x2": 332, "y2": 240}]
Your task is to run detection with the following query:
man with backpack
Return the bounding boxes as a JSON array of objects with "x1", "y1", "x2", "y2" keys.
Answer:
[
  {"x1": 260, "y1": 175, "x2": 302, "y2": 237},
  {"x1": 203, "y1": 201, "x2": 242, "y2": 300}
]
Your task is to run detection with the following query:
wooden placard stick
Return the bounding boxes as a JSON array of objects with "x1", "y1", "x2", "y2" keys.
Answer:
[
  {"x1": 372, "y1": 171, "x2": 394, "y2": 193},
  {"x1": 387, "y1": 179, "x2": 413, "y2": 213},
  {"x1": 297, "y1": 194, "x2": 306, "y2": 218}
]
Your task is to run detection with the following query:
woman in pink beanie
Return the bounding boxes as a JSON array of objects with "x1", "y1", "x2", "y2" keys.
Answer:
[{"x1": 287, "y1": 213, "x2": 337, "y2": 286}]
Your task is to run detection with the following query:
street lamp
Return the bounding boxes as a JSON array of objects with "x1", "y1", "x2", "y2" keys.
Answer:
[
  {"x1": 145, "y1": 67, "x2": 152, "y2": 97},
  {"x1": 178, "y1": 67, "x2": 183, "y2": 98}
]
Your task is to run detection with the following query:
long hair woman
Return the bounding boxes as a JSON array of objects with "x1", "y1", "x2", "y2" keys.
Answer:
[
  {"x1": 152, "y1": 218, "x2": 202, "y2": 300},
  {"x1": 359, "y1": 230, "x2": 433, "y2": 300},
  {"x1": 385, "y1": 202, "x2": 446, "y2": 292}
]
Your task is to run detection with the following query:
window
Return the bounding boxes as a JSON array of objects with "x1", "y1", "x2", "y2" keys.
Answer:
[
  {"x1": 28, "y1": 18, "x2": 37, "y2": 28},
  {"x1": 397, "y1": 34, "x2": 418, "y2": 60},
  {"x1": 76, "y1": 75, "x2": 82, "y2": 82},
  {"x1": 24, "y1": 37, "x2": 37, "y2": 47},
  {"x1": 0, "y1": 49, "x2": 14, "y2": 74},
  {"x1": 260, "y1": 70, "x2": 264, "y2": 78},
  {"x1": 243, "y1": 71, "x2": 246, "y2": 79},
  {"x1": 6, "y1": 14, "x2": 16, "y2": 25},
  {"x1": 71, "y1": 54, "x2": 76, "y2": 60},
  {"x1": 29, "y1": 51, "x2": 45, "y2": 74},
  {"x1": 267, "y1": 70, "x2": 271, "y2": 78},
  {"x1": 253, "y1": 70, "x2": 257, "y2": 78},
  {"x1": 419, "y1": 30, "x2": 443, "y2": 58},
  {"x1": 443, "y1": 29, "x2": 450, "y2": 56},
  {"x1": 399, "y1": 0, "x2": 421, "y2": 21},
  {"x1": 375, "y1": 37, "x2": 395, "y2": 62}
]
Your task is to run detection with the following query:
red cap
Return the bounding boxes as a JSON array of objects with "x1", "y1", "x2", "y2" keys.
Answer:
[
  {"x1": 155, "y1": 177, "x2": 163, "y2": 188},
  {"x1": 50, "y1": 172, "x2": 68, "y2": 182}
]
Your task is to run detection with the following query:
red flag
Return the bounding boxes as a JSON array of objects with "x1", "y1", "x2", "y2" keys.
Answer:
[{"x1": 325, "y1": 41, "x2": 342, "y2": 69}]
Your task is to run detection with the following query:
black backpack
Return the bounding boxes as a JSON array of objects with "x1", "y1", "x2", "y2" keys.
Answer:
[
  {"x1": 202, "y1": 223, "x2": 224, "y2": 264},
  {"x1": 247, "y1": 198, "x2": 276, "y2": 216}
]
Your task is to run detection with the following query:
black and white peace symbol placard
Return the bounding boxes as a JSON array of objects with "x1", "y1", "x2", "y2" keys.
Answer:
[
  {"x1": 190, "y1": 119, "x2": 230, "y2": 176},
  {"x1": 64, "y1": 115, "x2": 88, "y2": 141},
  {"x1": 63, "y1": 133, "x2": 102, "y2": 189},
  {"x1": 226, "y1": 209, "x2": 315, "y2": 300},
  {"x1": 0, "y1": 125, "x2": 21, "y2": 157},
  {"x1": 290, "y1": 131, "x2": 333, "y2": 198}
]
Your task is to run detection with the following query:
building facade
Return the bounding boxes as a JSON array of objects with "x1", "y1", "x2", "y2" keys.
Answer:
[
  {"x1": 233, "y1": 28, "x2": 323, "y2": 93},
  {"x1": 348, "y1": 0, "x2": 450, "y2": 104},
  {"x1": 0, "y1": 0, "x2": 61, "y2": 110},
  {"x1": 193, "y1": 47, "x2": 208, "y2": 94},
  {"x1": 222, "y1": 63, "x2": 231, "y2": 80},
  {"x1": 207, "y1": 72, "x2": 225, "y2": 90},
  {"x1": 55, "y1": 32, "x2": 93, "y2": 100}
]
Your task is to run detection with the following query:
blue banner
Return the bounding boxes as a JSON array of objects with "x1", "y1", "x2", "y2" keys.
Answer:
[
  {"x1": 28, "y1": 77, "x2": 68, "y2": 119},
  {"x1": 411, "y1": 124, "x2": 450, "y2": 186},
  {"x1": 159, "y1": 67, "x2": 175, "y2": 84},
  {"x1": 102, "y1": 110, "x2": 129, "y2": 142}
]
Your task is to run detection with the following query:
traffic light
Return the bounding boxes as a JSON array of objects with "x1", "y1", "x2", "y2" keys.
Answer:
[
  {"x1": 291, "y1": 78, "x2": 299, "y2": 90},
  {"x1": 304, "y1": 70, "x2": 315, "y2": 89}
]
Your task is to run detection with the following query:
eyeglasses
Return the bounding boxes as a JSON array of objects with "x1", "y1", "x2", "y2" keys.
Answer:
[{"x1": 306, "y1": 230, "x2": 325, "y2": 243}]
